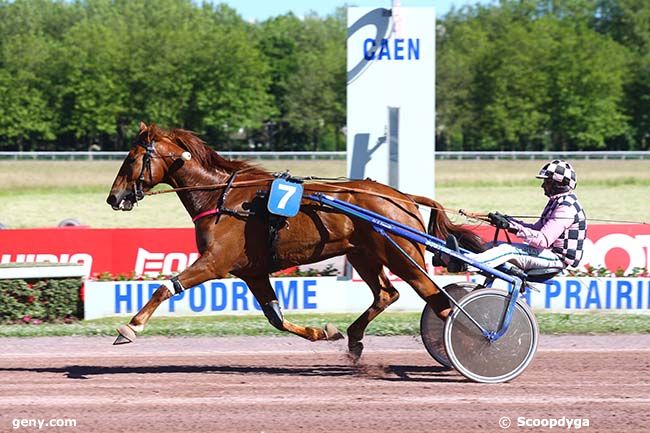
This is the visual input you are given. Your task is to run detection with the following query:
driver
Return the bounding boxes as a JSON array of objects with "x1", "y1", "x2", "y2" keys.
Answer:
[{"x1": 445, "y1": 159, "x2": 587, "y2": 275}]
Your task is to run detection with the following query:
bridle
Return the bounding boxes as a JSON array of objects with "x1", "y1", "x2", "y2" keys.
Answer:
[
  {"x1": 135, "y1": 140, "x2": 155, "y2": 201},
  {"x1": 133, "y1": 139, "x2": 190, "y2": 202}
]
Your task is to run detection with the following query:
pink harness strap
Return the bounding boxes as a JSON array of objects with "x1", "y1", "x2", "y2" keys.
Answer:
[{"x1": 192, "y1": 208, "x2": 219, "y2": 223}]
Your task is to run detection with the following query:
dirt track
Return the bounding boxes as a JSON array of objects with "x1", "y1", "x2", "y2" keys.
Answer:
[{"x1": 1, "y1": 335, "x2": 649, "y2": 433}]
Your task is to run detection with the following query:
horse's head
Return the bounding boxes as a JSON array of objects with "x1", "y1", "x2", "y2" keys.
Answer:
[{"x1": 106, "y1": 122, "x2": 192, "y2": 211}]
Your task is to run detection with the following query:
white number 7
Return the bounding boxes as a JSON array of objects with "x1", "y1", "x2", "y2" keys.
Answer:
[{"x1": 277, "y1": 184, "x2": 297, "y2": 209}]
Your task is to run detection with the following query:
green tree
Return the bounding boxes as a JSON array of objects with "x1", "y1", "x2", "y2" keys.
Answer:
[
  {"x1": 256, "y1": 13, "x2": 304, "y2": 149},
  {"x1": 544, "y1": 18, "x2": 629, "y2": 150},
  {"x1": 282, "y1": 10, "x2": 346, "y2": 151},
  {"x1": 0, "y1": 33, "x2": 57, "y2": 150},
  {"x1": 109, "y1": 0, "x2": 205, "y2": 143},
  {"x1": 56, "y1": 1, "x2": 129, "y2": 149},
  {"x1": 437, "y1": 1, "x2": 630, "y2": 151},
  {"x1": 0, "y1": 68, "x2": 55, "y2": 150},
  {"x1": 256, "y1": 10, "x2": 346, "y2": 151},
  {"x1": 436, "y1": 11, "x2": 488, "y2": 150},
  {"x1": 594, "y1": 0, "x2": 650, "y2": 149},
  {"x1": 1, "y1": 0, "x2": 643, "y2": 153},
  {"x1": 188, "y1": 4, "x2": 275, "y2": 148}
]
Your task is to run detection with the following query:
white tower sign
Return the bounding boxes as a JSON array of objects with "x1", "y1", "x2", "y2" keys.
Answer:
[{"x1": 347, "y1": 6, "x2": 436, "y2": 197}]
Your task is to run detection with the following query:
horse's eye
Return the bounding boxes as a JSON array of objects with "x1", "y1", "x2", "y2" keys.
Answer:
[{"x1": 126, "y1": 157, "x2": 136, "y2": 164}]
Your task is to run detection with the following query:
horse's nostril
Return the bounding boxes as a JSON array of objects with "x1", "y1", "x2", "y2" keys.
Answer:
[{"x1": 107, "y1": 194, "x2": 118, "y2": 206}]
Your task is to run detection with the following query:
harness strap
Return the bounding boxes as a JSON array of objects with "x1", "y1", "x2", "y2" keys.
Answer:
[
  {"x1": 216, "y1": 171, "x2": 255, "y2": 219},
  {"x1": 192, "y1": 172, "x2": 254, "y2": 223},
  {"x1": 170, "y1": 276, "x2": 185, "y2": 295},
  {"x1": 217, "y1": 171, "x2": 238, "y2": 211},
  {"x1": 135, "y1": 141, "x2": 154, "y2": 201},
  {"x1": 267, "y1": 214, "x2": 287, "y2": 272},
  {"x1": 192, "y1": 208, "x2": 219, "y2": 223}
]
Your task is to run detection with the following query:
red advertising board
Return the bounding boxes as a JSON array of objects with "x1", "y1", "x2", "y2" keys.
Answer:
[
  {"x1": 0, "y1": 228, "x2": 197, "y2": 278},
  {"x1": 1, "y1": 224, "x2": 649, "y2": 277}
]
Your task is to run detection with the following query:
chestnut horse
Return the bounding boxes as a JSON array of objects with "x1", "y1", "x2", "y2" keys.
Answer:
[{"x1": 107, "y1": 122, "x2": 483, "y2": 359}]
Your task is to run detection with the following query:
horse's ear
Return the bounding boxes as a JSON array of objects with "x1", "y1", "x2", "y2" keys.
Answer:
[{"x1": 139, "y1": 121, "x2": 148, "y2": 133}]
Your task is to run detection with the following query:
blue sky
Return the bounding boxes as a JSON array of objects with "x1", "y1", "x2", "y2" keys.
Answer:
[{"x1": 218, "y1": 1, "x2": 490, "y2": 22}]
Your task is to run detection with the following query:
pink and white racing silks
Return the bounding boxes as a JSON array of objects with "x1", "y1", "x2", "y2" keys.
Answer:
[{"x1": 508, "y1": 192, "x2": 587, "y2": 268}]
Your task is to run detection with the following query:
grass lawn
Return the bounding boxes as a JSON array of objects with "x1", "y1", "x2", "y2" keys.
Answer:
[
  {"x1": 1, "y1": 159, "x2": 648, "y2": 228},
  {"x1": 0, "y1": 311, "x2": 648, "y2": 337}
]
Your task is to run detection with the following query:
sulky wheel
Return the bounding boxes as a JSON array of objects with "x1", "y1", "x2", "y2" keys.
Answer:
[
  {"x1": 420, "y1": 282, "x2": 480, "y2": 369},
  {"x1": 444, "y1": 288, "x2": 539, "y2": 383}
]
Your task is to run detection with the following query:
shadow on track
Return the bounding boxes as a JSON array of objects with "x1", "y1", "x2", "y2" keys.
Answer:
[{"x1": 0, "y1": 364, "x2": 464, "y2": 382}]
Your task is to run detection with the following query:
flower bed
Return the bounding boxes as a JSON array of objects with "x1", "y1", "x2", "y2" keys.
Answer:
[{"x1": 0, "y1": 278, "x2": 83, "y2": 323}]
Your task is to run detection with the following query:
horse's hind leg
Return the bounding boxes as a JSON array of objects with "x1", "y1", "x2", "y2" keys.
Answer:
[
  {"x1": 383, "y1": 244, "x2": 450, "y2": 320},
  {"x1": 345, "y1": 253, "x2": 400, "y2": 362},
  {"x1": 241, "y1": 275, "x2": 344, "y2": 342}
]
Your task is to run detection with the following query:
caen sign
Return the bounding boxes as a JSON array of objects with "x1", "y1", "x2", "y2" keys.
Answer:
[{"x1": 347, "y1": 7, "x2": 436, "y2": 198}]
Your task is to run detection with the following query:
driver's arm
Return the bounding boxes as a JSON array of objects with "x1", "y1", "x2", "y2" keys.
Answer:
[{"x1": 508, "y1": 205, "x2": 575, "y2": 249}]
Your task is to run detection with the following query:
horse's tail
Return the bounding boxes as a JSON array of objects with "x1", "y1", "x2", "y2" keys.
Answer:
[{"x1": 407, "y1": 194, "x2": 486, "y2": 253}]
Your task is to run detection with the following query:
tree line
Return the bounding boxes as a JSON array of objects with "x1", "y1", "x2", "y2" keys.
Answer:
[
  {"x1": 438, "y1": 0, "x2": 649, "y2": 151},
  {"x1": 0, "y1": 0, "x2": 647, "y2": 152}
]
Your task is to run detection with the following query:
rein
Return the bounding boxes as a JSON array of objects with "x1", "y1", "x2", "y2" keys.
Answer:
[
  {"x1": 129, "y1": 137, "x2": 450, "y2": 222},
  {"x1": 459, "y1": 209, "x2": 648, "y2": 225},
  {"x1": 142, "y1": 158, "x2": 649, "y2": 226},
  {"x1": 499, "y1": 215, "x2": 648, "y2": 225},
  {"x1": 152, "y1": 177, "x2": 648, "y2": 227},
  {"x1": 146, "y1": 176, "x2": 425, "y2": 206},
  {"x1": 127, "y1": 138, "x2": 650, "y2": 228},
  {"x1": 147, "y1": 174, "x2": 435, "y2": 223},
  {"x1": 145, "y1": 177, "x2": 273, "y2": 196}
]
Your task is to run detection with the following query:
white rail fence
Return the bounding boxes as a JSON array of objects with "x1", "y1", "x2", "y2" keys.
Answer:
[
  {"x1": 436, "y1": 151, "x2": 650, "y2": 160},
  {"x1": 0, "y1": 150, "x2": 649, "y2": 160}
]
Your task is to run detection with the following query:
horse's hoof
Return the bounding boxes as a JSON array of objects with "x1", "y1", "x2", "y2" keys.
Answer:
[
  {"x1": 113, "y1": 324, "x2": 137, "y2": 345},
  {"x1": 324, "y1": 323, "x2": 344, "y2": 341},
  {"x1": 347, "y1": 341, "x2": 364, "y2": 363}
]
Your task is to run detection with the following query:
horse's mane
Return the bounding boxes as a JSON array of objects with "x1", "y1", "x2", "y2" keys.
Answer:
[{"x1": 148, "y1": 124, "x2": 269, "y2": 176}]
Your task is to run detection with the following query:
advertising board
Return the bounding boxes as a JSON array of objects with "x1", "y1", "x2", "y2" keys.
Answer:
[
  {"x1": 84, "y1": 275, "x2": 650, "y2": 320},
  {"x1": 2, "y1": 225, "x2": 647, "y2": 277}
]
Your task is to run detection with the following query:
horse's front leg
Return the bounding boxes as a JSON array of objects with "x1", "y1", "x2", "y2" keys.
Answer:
[
  {"x1": 113, "y1": 251, "x2": 223, "y2": 345},
  {"x1": 242, "y1": 276, "x2": 343, "y2": 342}
]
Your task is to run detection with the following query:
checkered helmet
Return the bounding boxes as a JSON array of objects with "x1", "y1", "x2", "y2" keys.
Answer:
[{"x1": 535, "y1": 160, "x2": 577, "y2": 189}]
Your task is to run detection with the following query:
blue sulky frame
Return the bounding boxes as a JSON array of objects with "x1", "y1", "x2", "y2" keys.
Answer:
[{"x1": 305, "y1": 192, "x2": 526, "y2": 343}]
